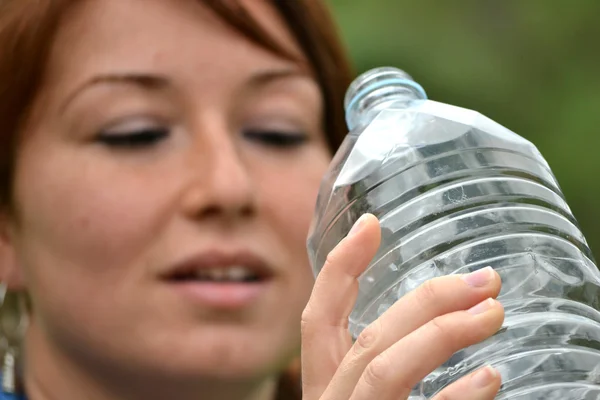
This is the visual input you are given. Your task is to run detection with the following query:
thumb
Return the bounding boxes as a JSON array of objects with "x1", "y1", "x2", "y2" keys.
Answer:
[{"x1": 301, "y1": 214, "x2": 381, "y2": 400}]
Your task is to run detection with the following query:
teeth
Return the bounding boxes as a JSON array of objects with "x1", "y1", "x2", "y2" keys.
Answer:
[
  {"x1": 211, "y1": 269, "x2": 227, "y2": 281},
  {"x1": 227, "y1": 266, "x2": 248, "y2": 281},
  {"x1": 194, "y1": 266, "x2": 255, "y2": 282}
]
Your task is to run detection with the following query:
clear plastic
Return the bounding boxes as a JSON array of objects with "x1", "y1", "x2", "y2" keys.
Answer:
[{"x1": 307, "y1": 67, "x2": 600, "y2": 398}]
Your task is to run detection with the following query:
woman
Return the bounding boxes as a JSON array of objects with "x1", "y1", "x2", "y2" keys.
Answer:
[{"x1": 0, "y1": 1, "x2": 505, "y2": 399}]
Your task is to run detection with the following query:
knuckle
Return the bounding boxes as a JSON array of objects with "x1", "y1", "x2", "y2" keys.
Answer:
[
  {"x1": 363, "y1": 353, "x2": 392, "y2": 388},
  {"x1": 353, "y1": 320, "x2": 381, "y2": 355},
  {"x1": 460, "y1": 316, "x2": 491, "y2": 342},
  {"x1": 415, "y1": 278, "x2": 440, "y2": 305},
  {"x1": 429, "y1": 315, "x2": 457, "y2": 344},
  {"x1": 300, "y1": 305, "x2": 317, "y2": 336},
  {"x1": 434, "y1": 316, "x2": 489, "y2": 352},
  {"x1": 429, "y1": 314, "x2": 484, "y2": 350},
  {"x1": 323, "y1": 247, "x2": 341, "y2": 271}
]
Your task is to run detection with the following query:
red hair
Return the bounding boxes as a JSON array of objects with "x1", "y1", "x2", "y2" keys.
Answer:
[
  {"x1": 0, "y1": 0, "x2": 354, "y2": 208},
  {"x1": 0, "y1": 0, "x2": 70, "y2": 207}
]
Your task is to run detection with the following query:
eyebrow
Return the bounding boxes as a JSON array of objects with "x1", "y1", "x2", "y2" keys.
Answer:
[
  {"x1": 60, "y1": 73, "x2": 170, "y2": 114},
  {"x1": 246, "y1": 69, "x2": 311, "y2": 88},
  {"x1": 60, "y1": 68, "x2": 310, "y2": 114}
]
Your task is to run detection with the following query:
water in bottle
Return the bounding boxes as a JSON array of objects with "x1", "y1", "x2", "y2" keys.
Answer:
[{"x1": 307, "y1": 67, "x2": 600, "y2": 398}]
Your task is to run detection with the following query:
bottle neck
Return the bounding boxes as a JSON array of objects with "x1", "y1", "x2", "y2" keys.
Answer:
[{"x1": 344, "y1": 68, "x2": 427, "y2": 131}]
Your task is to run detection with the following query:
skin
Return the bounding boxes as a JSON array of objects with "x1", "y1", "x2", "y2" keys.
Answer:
[
  {"x1": 1, "y1": 0, "x2": 327, "y2": 399},
  {"x1": 301, "y1": 215, "x2": 505, "y2": 400},
  {"x1": 0, "y1": 1, "x2": 506, "y2": 400}
]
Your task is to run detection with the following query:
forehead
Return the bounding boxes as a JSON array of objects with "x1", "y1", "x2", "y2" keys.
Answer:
[{"x1": 45, "y1": 0, "x2": 306, "y2": 90}]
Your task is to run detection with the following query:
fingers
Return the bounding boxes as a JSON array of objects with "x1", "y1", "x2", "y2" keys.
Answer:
[
  {"x1": 431, "y1": 365, "x2": 501, "y2": 400},
  {"x1": 321, "y1": 267, "x2": 502, "y2": 399},
  {"x1": 302, "y1": 213, "x2": 505, "y2": 400},
  {"x1": 301, "y1": 214, "x2": 381, "y2": 400},
  {"x1": 349, "y1": 298, "x2": 504, "y2": 400}
]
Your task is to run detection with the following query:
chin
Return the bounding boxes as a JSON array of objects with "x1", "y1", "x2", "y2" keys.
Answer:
[{"x1": 139, "y1": 325, "x2": 300, "y2": 381}]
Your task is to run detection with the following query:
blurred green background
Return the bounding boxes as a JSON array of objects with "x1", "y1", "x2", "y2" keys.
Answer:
[{"x1": 329, "y1": 0, "x2": 600, "y2": 257}]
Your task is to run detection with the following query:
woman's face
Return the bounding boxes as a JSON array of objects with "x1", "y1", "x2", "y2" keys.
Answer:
[{"x1": 3, "y1": 0, "x2": 329, "y2": 382}]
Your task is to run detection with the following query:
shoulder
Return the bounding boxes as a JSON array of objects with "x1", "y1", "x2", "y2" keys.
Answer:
[{"x1": 0, "y1": 393, "x2": 25, "y2": 400}]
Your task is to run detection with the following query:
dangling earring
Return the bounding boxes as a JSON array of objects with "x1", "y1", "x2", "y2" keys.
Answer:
[
  {"x1": 0, "y1": 282, "x2": 27, "y2": 396},
  {"x1": 2, "y1": 343, "x2": 17, "y2": 394}
]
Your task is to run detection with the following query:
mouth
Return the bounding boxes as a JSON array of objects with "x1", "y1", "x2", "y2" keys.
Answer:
[
  {"x1": 161, "y1": 250, "x2": 274, "y2": 309},
  {"x1": 169, "y1": 265, "x2": 266, "y2": 283}
]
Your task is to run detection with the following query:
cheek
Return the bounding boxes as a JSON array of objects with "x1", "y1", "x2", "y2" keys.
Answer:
[
  {"x1": 12, "y1": 143, "x2": 177, "y2": 290},
  {"x1": 255, "y1": 148, "x2": 331, "y2": 281}
]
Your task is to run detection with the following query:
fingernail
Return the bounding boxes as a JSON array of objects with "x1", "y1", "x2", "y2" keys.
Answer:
[
  {"x1": 471, "y1": 365, "x2": 498, "y2": 388},
  {"x1": 462, "y1": 266, "x2": 494, "y2": 287},
  {"x1": 468, "y1": 298, "x2": 496, "y2": 315},
  {"x1": 348, "y1": 214, "x2": 368, "y2": 237}
]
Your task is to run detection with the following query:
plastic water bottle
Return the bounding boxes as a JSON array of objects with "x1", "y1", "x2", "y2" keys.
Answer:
[{"x1": 307, "y1": 67, "x2": 600, "y2": 398}]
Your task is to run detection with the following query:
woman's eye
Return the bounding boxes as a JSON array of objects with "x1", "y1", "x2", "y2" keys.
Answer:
[
  {"x1": 244, "y1": 130, "x2": 308, "y2": 148},
  {"x1": 96, "y1": 128, "x2": 169, "y2": 148}
]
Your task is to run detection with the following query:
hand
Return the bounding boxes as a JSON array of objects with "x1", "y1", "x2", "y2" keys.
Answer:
[{"x1": 301, "y1": 214, "x2": 504, "y2": 400}]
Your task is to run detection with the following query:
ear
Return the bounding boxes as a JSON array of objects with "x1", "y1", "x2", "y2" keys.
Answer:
[{"x1": 0, "y1": 213, "x2": 25, "y2": 290}]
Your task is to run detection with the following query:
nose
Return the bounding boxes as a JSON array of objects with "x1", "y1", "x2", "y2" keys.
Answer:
[{"x1": 181, "y1": 124, "x2": 256, "y2": 221}]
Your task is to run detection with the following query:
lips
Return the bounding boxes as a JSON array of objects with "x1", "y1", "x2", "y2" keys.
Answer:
[
  {"x1": 163, "y1": 250, "x2": 274, "y2": 283},
  {"x1": 161, "y1": 250, "x2": 274, "y2": 309}
]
